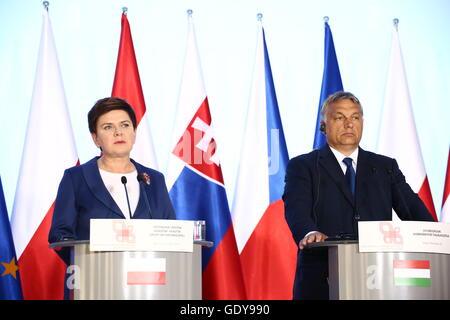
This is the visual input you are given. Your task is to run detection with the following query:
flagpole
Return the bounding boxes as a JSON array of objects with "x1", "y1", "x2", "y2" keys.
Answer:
[
  {"x1": 393, "y1": 18, "x2": 399, "y2": 30},
  {"x1": 122, "y1": 7, "x2": 128, "y2": 15},
  {"x1": 187, "y1": 9, "x2": 193, "y2": 18},
  {"x1": 323, "y1": 15, "x2": 329, "y2": 23},
  {"x1": 257, "y1": 13, "x2": 263, "y2": 22},
  {"x1": 43, "y1": 1, "x2": 49, "y2": 10}
]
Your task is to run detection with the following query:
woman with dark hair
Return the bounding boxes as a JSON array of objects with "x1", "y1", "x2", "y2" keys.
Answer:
[{"x1": 49, "y1": 97, "x2": 176, "y2": 243}]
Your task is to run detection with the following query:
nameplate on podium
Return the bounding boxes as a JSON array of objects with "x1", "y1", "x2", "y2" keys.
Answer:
[
  {"x1": 358, "y1": 221, "x2": 450, "y2": 254},
  {"x1": 90, "y1": 219, "x2": 194, "y2": 252}
]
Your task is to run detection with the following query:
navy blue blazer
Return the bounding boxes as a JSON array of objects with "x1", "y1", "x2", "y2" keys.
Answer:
[
  {"x1": 283, "y1": 144, "x2": 434, "y2": 299},
  {"x1": 48, "y1": 157, "x2": 176, "y2": 242},
  {"x1": 284, "y1": 144, "x2": 434, "y2": 244}
]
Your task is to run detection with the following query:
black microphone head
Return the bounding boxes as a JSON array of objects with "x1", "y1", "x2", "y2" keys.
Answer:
[{"x1": 121, "y1": 176, "x2": 127, "y2": 184}]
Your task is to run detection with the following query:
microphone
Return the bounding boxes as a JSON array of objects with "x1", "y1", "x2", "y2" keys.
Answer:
[
  {"x1": 121, "y1": 176, "x2": 133, "y2": 219},
  {"x1": 312, "y1": 151, "x2": 321, "y2": 224},
  {"x1": 137, "y1": 173, "x2": 153, "y2": 219}
]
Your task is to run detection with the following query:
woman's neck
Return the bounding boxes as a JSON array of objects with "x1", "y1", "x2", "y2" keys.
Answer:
[{"x1": 97, "y1": 156, "x2": 135, "y2": 173}]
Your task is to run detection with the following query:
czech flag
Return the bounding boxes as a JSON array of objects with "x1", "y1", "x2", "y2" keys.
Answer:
[
  {"x1": 231, "y1": 20, "x2": 297, "y2": 299},
  {"x1": 167, "y1": 12, "x2": 246, "y2": 300}
]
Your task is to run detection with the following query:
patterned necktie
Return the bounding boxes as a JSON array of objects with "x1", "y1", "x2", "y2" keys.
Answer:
[{"x1": 343, "y1": 157, "x2": 356, "y2": 196}]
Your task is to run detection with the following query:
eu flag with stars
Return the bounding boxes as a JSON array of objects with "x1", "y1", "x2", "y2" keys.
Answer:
[
  {"x1": 0, "y1": 176, "x2": 23, "y2": 300},
  {"x1": 313, "y1": 19, "x2": 343, "y2": 149}
]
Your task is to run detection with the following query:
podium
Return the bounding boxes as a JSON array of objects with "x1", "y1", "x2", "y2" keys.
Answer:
[
  {"x1": 309, "y1": 240, "x2": 450, "y2": 300},
  {"x1": 50, "y1": 239, "x2": 213, "y2": 300}
]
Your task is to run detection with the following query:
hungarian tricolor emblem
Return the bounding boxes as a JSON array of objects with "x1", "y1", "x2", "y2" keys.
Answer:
[{"x1": 393, "y1": 260, "x2": 431, "y2": 287}]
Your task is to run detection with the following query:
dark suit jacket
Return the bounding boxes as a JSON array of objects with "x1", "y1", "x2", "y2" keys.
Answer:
[
  {"x1": 283, "y1": 144, "x2": 434, "y2": 299},
  {"x1": 48, "y1": 157, "x2": 176, "y2": 243}
]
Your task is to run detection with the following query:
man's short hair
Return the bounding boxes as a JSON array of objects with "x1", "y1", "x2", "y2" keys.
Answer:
[{"x1": 320, "y1": 91, "x2": 363, "y2": 120}]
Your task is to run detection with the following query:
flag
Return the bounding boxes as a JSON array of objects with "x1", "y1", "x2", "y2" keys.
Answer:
[
  {"x1": 126, "y1": 257, "x2": 166, "y2": 285},
  {"x1": 231, "y1": 23, "x2": 297, "y2": 299},
  {"x1": 313, "y1": 19, "x2": 343, "y2": 149},
  {"x1": 441, "y1": 148, "x2": 450, "y2": 222},
  {"x1": 377, "y1": 21, "x2": 437, "y2": 221},
  {"x1": 0, "y1": 176, "x2": 23, "y2": 300},
  {"x1": 393, "y1": 260, "x2": 431, "y2": 287},
  {"x1": 112, "y1": 12, "x2": 158, "y2": 169},
  {"x1": 167, "y1": 13, "x2": 246, "y2": 300},
  {"x1": 10, "y1": 7, "x2": 78, "y2": 299}
]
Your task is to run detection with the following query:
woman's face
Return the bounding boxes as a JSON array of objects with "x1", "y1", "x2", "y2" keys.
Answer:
[{"x1": 91, "y1": 109, "x2": 136, "y2": 158}]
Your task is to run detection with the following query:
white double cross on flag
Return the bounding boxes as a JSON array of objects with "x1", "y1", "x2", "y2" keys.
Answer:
[{"x1": 191, "y1": 117, "x2": 220, "y2": 166}]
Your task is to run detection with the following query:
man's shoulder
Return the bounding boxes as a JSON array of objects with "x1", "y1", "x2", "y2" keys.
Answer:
[
  {"x1": 360, "y1": 148, "x2": 395, "y2": 165},
  {"x1": 290, "y1": 148, "x2": 320, "y2": 163},
  {"x1": 287, "y1": 149, "x2": 321, "y2": 171}
]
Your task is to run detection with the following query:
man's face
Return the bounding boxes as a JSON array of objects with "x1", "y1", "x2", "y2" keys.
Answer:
[{"x1": 322, "y1": 98, "x2": 363, "y2": 154}]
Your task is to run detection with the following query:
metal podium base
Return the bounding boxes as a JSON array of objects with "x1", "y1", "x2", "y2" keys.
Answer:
[
  {"x1": 329, "y1": 242, "x2": 450, "y2": 300},
  {"x1": 309, "y1": 241, "x2": 450, "y2": 300},
  {"x1": 70, "y1": 243, "x2": 202, "y2": 300}
]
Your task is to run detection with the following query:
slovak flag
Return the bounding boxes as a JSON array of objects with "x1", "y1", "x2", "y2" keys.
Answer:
[
  {"x1": 167, "y1": 12, "x2": 246, "y2": 300},
  {"x1": 377, "y1": 21, "x2": 437, "y2": 221},
  {"x1": 441, "y1": 148, "x2": 450, "y2": 222},
  {"x1": 231, "y1": 20, "x2": 297, "y2": 299}
]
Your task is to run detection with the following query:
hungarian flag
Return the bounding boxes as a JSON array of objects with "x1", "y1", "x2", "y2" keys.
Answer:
[
  {"x1": 231, "y1": 23, "x2": 297, "y2": 299},
  {"x1": 313, "y1": 18, "x2": 343, "y2": 149},
  {"x1": 441, "y1": 148, "x2": 450, "y2": 222},
  {"x1": 112, "y1": 11, "x2": 158, "y2": 169},
  {"x1": 0, "y1": 176, "x2": 23, "y2": 300},
  {"x1": 377, "y1": 21, "x2": 437, "y2": 221},
  {"x1": 167, "y1": 13, "x2": 246, "y2": 300},
  {"x1": 393, "y1": 260, "x2": 431, "y2": 287},
  {"x1": 10, "y1": 7, "x2": 78, "y2": 299}
]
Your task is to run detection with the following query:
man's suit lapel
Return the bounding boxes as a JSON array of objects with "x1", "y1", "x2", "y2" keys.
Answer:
[
  {"x1": 82, "y1": 157, "x2": 125, "y2": 218},
  {"x1": 319, "y1": 145, "x2": 355, "y2": 206},
  {"x1": 355, "y1": 147, "x2": 373, "y2": 207}
]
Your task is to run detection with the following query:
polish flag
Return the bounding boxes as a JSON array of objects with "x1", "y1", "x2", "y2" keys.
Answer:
[
  {"x1": 127, "y1": 257, "x2": 166, "y2": 285},
  {"x1": 167, "y1": 12, "x2": 246, "y2": 299},
  {"x1": 441, "y1": 149, "x2": 450, "y2": 222},
  {"x1": 112, "y1": 11, "x2": 158, "y2": 169},
  {"x1": 377, "y1": 21, "x2": 437, "y2": 221},
  {"x1": 10, "y1": 7, "x2": 78, "y2": 299},
  {"x1": 231, "y1": 21, "x2": 297, "y2": 299}
]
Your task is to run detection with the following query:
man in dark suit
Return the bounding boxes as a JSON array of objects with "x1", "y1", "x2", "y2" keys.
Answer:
[{"x1": 283, "y1": 91, "x2": 434, "y2": 300}]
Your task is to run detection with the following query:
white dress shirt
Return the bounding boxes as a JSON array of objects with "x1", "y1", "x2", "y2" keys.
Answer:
[{"x1": 99, "y1": 169, "x2": 139, "y2": 219}]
